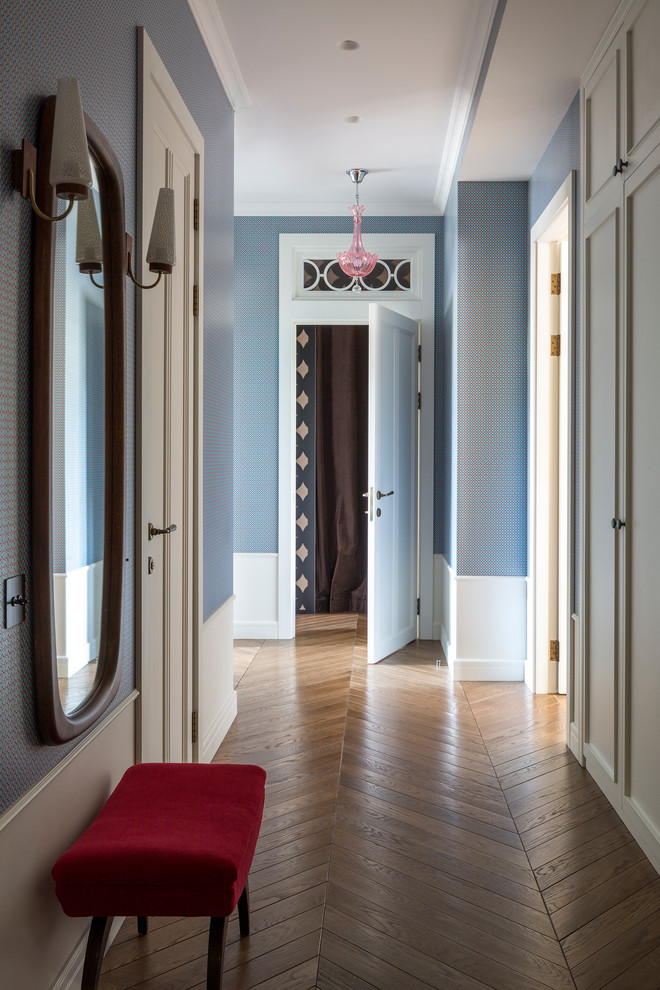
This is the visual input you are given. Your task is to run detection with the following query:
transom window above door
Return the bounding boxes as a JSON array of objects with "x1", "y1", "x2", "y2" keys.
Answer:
[
  {"x1": 303, "y1": 257, "x2": 411, "y2": 293},
  {"x1": 292, "y1": 244, "x2": 422, "y2": 300}
]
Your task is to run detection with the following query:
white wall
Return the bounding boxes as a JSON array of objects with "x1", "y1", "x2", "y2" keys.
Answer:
[
  {"x1": 0, "y1": 696, "x2": 136, "y2": 990},
  {"x1": 233, "y1": 553, "x2": 280, "y2": 639},
  {"x1": 434, "y1": 554, "x2": 526, "y2": 680},
  {"x1": 199, "y1": 597, "x2": 237, "y2": 762},
  {"x1": 54, "y1": 561, "x2": 103, "y2": 678}
]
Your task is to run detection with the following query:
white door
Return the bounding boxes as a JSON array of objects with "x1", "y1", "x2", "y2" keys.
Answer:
[
  {"x1": 138, "y1": 30, "x2": 203, "y2": 763},
  {"x1": 367, "y1": 304, "x2": 419, "y2": 663},
  {"x1": 529, "y1": 175, "x2": 574, "y2": 709}
]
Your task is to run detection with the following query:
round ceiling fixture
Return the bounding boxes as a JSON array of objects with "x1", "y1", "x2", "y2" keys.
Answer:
[
  {"x1": 345, "y1": 115, "x2": 362, "y2": 124},
  {"x1": 338, "y1": 39, "x2": 360, "y2": 50}
]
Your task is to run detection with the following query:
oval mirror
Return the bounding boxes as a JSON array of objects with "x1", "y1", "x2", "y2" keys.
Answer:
[{"x1": 33, "y1": 96, "x2": 126, "y2": 744}]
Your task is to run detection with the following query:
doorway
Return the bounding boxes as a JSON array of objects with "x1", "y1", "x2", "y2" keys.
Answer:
[
  {"x1": 528, "y1": 172, "x2": 578, "y2": 755},
  {"x1": 276, "y1": 233, "x2": 435, "y2": 642},
  {"x1": 295, "y1": 324, "x2": 368, "y2": 616}
]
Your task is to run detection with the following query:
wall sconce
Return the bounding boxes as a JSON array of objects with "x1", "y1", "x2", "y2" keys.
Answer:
[
  {"x1": 75, "y1": 194, "x2": 103, "y2": 285},
  {"x1": 77, "y1": 186, "x2": 176, "y2": 291},
  {"x1": 126, "y1": 187, "x2": 176, "y2": 290},
  {"x1": 13, "y1": 78, "x2": 92, "y2": 222}
]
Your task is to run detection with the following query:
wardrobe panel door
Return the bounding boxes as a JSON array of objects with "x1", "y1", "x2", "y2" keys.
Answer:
[
  {"x1": 624, "y1": 146, "x2": 660, "y2": 836},
  {"x1": 626, "y1": 0, "x2": 660, "y2": 167},
  {"x1": 584, "y1": 201, "x2": 620, "y2": 783},
  {"x1": 585, "y1": 42, "x2": 621, "y2": 210}
]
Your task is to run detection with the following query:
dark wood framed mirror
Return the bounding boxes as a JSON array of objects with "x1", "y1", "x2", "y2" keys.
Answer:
[{"x1": 32, "y1": 96, "x2": 126, "y2": 744}]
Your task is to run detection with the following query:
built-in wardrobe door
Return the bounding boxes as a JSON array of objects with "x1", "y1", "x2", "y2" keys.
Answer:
[
  {"x1": 623, "y1": 142, "x2": 660, "y2": 840},
  {"x1": 584, "y1": 27, "x2": 622, "y2": 215},
  {"x1": 624, "y1": 0, "x2": 660, "y2": 179},
  {"x1": 583, "y1": 192, "x2": 623, "y2": 788}
]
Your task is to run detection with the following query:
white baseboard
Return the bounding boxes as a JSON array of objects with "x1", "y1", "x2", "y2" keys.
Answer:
[
  {"x1": 200, "y1": 689, "x2": 238, "y2": 763},
  {"x1": 233, "y1": 553, "x2": 280, "y2": 639},
  {"x1": 621, "y1": 797, "x2": 660, "y2": 877},
  {"x1": 233, "y1": 620, "x2": 279, "y2": 639},
  {"x1": 433, "y1": 555, "x2": 526, "y2": 682},
  {"x1": 51, "y1": 917, "x2": 124, "y2": 990},
  {"x1": 584, "y1": 748, "x2": 660, "y2": 877},
  {"x1": 451, "y1": 658, "x2": 525, "y2": 681}
]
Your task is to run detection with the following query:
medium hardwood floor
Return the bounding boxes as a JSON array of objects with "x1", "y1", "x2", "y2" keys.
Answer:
[{"x1": 102, "y1": 614, "x2": 660, "y2": 989}]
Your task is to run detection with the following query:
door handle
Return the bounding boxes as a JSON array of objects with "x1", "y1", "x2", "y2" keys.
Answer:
[
  {"x1": 148, "y1": 522, "x2": 178, "y2": 540},
  {"x1": 376, "y1": 490, "x2": 394, "y2": 499}
]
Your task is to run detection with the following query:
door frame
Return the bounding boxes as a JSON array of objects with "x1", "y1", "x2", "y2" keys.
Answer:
[
  {"x1": 279, "y1": 233, "x2": 435, "y2": 639},
  {"x1": 528, "y1": 173, "x2": 576, "y2": 712},
  {"x1": 137, "y1": 28, "x2": 203, "y2": 761}
]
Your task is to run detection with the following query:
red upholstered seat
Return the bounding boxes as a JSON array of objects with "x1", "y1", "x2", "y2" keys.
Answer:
[{"x1": 52, "y1": 762, "x2": 266, "y2": 918}]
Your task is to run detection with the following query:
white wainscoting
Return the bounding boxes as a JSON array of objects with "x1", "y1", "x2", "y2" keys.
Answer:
[
  {"x1": 433, "y1": 554, "x2": 526, "y2": 681},
  {"x1": 199, "y1": 596, "x2": 237, "y2": 763},
  {"x1": 54, "y1": 561, "x2": 103, "y2": 677},
  {"x1": 233, "y1": 553, "x2": 280, "y2": 639},
  {"x1": 0, "y1": 695, "x2": 136, "y2": 990}
]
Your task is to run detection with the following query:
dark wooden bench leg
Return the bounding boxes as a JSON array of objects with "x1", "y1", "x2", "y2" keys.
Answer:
[
  {"x1": 207, "y1": 916, "x2": 228, "y2": 990},
  {"x1": 238, "y1": 879, "x2": 250, "y2": 938},
  {"x1": 137, "y1": 916, "x2": 148, "y2": 935},
  {"x1": 81, "y1": 916, "x2": 113, "y2": 990}
]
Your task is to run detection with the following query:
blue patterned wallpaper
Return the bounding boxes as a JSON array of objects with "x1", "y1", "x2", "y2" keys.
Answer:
[
  {"x1": 234, "y1": 216, "x2": 444, "y2": 555},
  {"x1": 529, "y1": 92, "x2": 580, "y2": 228},
  {"x1": 455, "y1": 182, "x2": 529, "y2": 576},
  {"x1": 529, "y1": 92, "x2": 581, "y2": 610},
  {"x1": 0, "y1": 0, "x2": 233, "y2": 814}
]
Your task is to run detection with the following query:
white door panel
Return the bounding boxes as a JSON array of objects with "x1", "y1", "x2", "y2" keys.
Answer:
[
  {"x1": 367, "y1": 304, "x2": 418, "y2": 663},
  {"x1": 138, "y1": 30, "x2": 203, "y2": 763}
]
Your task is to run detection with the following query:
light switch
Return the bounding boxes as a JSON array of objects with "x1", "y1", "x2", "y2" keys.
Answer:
[{"x1": 5, "y1": 574, "x2": 27, "y2": 628}]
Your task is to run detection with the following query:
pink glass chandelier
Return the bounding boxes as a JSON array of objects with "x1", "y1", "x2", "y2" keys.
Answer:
[{"x1": 337, "y1": 168, "x2": 378, "y2": 289}]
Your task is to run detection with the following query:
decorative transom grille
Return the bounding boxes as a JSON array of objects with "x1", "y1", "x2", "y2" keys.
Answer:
[{"x1": 303, "y1": 257, "x2": 411, "y2": 293}]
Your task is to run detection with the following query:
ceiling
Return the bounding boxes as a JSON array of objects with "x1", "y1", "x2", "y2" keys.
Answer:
[{"x1": 188, "y1": 0, "x2": 622, "y2": 215}]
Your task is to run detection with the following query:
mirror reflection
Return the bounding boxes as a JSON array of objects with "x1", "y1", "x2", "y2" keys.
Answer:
[{"x1": 53, "y1": 156, "x2": 105, "y2": 715}]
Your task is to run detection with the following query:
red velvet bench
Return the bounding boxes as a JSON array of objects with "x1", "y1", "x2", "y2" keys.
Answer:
[{"x1": 52, "y1": 762, "x2": 266, "y2": 990}]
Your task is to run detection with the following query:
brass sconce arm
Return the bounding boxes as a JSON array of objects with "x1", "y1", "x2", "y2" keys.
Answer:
[
  {"x1": 13, "y1": 140, "x2": 75, "y2": 223},
  {"x1": 125, "y1": 234, "x2": 163, "y2": 290}
]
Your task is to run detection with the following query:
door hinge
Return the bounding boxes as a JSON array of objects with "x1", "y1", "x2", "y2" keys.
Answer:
[
  {"x1": 551, "y1": 272, "x2": 561, "y2": 295},
  {"x1": 417, "y1": 597, "x2": 420, "y2": 616},
  {"x1": 417, "y1": 392, "x2": 421, "y2": 410},
  {"x1": 418, "y1": 344, "x2": 422, "y2": 362},
  {"x1": 549, "y1": 640, "x2": 559, "y2": 663},
  {"x1": 194, "y1": 198, "x2": 200, "y2": 231},
  {"x1": 551, "y1": 334, "x2": 561, "y2": 357},
  {"x1": 192, "y1": 710, "x2": 199, "y2": 744},
  {"x1": 193, "y1": 284, "x2": 199, "y2": 318}
]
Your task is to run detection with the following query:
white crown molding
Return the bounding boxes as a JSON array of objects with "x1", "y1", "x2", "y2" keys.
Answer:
[
  {"x1": 187, "y1": 0, "x2": 251, "y2": 110},
  {"x1": 234, "y1": 201, "x2": 443, "y2": 217},
  {"x1": 434, "y1": 0, "x2": 501, "y2": 213}
]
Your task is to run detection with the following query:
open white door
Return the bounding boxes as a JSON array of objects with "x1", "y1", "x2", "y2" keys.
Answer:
[{"x1": 367, "y1": 304, "x2": 419, "y2": 664}]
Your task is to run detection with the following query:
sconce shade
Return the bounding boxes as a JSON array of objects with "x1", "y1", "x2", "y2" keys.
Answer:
[
  {"x1": 146, "y1": 187, "x2": 176, "y2": 273},
  {"x1": 49, "y1": 78, "x2": 93, "y2": 200},
  {"x1": 75, "y1": 194, "x2": 103, "y2": 274}
]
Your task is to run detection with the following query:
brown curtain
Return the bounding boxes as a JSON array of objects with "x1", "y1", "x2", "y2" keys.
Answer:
[{"x1": 315, "y1": 325, "x2": 368, "y2": 613}]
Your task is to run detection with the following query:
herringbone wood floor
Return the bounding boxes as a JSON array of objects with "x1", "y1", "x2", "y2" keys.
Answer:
[{"x1": 101, "y1": 614, "x2": 660, "y2": 988}]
